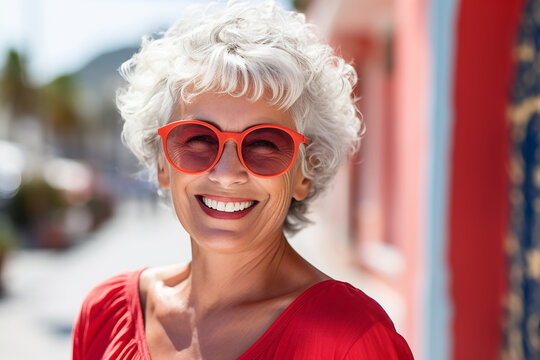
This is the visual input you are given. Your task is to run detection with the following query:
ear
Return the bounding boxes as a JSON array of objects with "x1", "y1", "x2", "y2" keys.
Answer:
[
  {"x1": 292, "y1": 170, "x2": 311, "y2": 201},
  {"x1": 157, "y1": 157, "x2": 171, "y2": 189}
]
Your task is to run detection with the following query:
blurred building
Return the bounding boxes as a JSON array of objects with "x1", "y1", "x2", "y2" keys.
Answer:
[{"x1": 305, "y1": 0, "x2": 536, "y2": 359}]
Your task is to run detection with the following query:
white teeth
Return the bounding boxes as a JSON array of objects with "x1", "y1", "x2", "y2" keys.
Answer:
[
  {"x1": 201, "y1": 197, "x2": 254, "y2": 212},
  {"x1": 217, "y1": 202, "x2": 226, "y2": 211}
]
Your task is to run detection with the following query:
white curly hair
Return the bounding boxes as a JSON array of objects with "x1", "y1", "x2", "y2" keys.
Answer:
[{"x1": 116, "y1": 0, "x2": 363, "y2": 234}]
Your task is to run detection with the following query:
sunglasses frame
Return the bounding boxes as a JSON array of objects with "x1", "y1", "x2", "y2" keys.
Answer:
[{"x1": 158, "y1": 120, "x2": 310, "y2": 178}]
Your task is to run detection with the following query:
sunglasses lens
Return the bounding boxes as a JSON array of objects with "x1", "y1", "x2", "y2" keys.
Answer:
[
  {"x1": 166, "y1": 123, "x2": 219, "y2": 172},
  {"x1": 242, "y1": 128, "x2": 295, "y2": 176}
]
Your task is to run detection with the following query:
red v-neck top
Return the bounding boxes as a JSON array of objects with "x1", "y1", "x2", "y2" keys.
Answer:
[{"x1": 72, "y1": 268, "x2": 414, "y2": 359}]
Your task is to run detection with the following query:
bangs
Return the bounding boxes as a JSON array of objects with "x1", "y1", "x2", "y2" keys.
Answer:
[{"x1": 173, "y1": 44, "x2": 305, "y2": 110}]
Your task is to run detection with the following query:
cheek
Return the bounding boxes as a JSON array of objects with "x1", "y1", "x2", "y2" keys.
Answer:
[
  {"x1": 168, "y1": 173, "x2": 197, "y2": 229},
  {"x1": 263, "y1": 175, "x2": 295, "y2": 218}
]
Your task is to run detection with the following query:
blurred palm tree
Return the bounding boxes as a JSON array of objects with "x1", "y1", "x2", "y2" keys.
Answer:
[
  {"x1": 37, "y1": 74, "x2": 85, "y2": 157},
  {"x1": 38, "y1": 75, "x2": 81, "y2": 137},
  {"x1": 0, "y1": 50, "x2": 37, "y2": 137},
  {"x1": 0, "y1": 49, "x2": 85, "y2": 157}
]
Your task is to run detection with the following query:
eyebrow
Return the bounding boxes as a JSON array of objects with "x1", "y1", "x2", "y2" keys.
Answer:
[
  {"x1": 184, "y1": 117, "x2": 279, "y2": 132},
  {"x1": 190, "y1": 118, "x2": 222, "y2": 130}
]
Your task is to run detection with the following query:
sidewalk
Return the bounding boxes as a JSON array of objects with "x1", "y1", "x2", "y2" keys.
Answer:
[{"x1": 0, "y1": 198, "x2": 395, "y2": 359}]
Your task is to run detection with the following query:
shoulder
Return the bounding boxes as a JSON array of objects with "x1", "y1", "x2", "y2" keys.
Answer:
[
  {"x1": 286, "y1": 280, "x2": 414, "y2": 359},
  {"x1": 139, "y1": 263, "x2": 190, "y2": 291},
  {"x1": 77, "y1": 269, "x2": 144, "y2": 321},
  {"x1": 138, "y1": 263, "x2": 190, "y2": 307},
  {"x1": 343, "y1": 321, "x2": 415, "y2": 359},
  {"x1": 72, "y1": 268, "x2": 147, "y2": 360},
  {"x1": 300, "y1": 280, "x2": 395, "y2": 331}
]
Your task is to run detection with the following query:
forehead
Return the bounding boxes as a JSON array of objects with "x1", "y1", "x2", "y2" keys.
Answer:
[{"x1": 172, "y1": 93, "x2": 296, "y2": 132}]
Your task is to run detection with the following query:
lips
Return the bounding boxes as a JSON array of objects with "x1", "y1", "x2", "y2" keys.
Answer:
[{"x1": 196, "y1": 195, "x2": 258, "y2": 219}]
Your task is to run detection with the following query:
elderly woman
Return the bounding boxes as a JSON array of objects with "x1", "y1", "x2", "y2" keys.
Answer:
[{"x1": 73, "y1": 1, "x2": 413, "y2": 359}]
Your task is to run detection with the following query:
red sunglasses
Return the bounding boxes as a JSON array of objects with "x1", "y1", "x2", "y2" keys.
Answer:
[{"x1": 158, "y1": 120, "x2": 310, "y2": 178}]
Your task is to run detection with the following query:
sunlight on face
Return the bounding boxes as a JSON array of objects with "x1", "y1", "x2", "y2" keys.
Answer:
[{"x1": 158, "y1": 93, "x2": 310, "y2": 254}]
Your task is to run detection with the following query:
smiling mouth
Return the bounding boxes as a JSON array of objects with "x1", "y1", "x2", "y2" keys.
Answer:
[{"x1": 197, "y1": 196, "x2": 257, "y2": 213}]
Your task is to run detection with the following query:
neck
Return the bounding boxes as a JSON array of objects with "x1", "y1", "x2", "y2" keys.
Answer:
[{"x1": 186, "y1": 231, "x2": 294, "y2": 315}]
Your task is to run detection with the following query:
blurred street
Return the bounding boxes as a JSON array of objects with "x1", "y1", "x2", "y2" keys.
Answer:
[{"x1": 0, "y1": 197, "x2": 398, "y2": 360}]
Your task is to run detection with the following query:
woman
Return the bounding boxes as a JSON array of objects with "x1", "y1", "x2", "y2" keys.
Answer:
[{"x1": 73, "y1": 1, "x2": 414, "y2": 359}]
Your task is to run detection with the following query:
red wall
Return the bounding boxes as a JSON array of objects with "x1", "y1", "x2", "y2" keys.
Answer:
[{"x1": 450, "y1": 1, "x2": 522, "y2": 359}]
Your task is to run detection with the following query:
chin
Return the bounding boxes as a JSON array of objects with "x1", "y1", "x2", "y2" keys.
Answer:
[{"x1": 190, "y1": 228, "x2": 257, "y2": 253}]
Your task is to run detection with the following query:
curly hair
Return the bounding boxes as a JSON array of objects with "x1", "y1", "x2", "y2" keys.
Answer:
[{"x1": 116, "y1": 0, "x2": 363, "y2": 234}]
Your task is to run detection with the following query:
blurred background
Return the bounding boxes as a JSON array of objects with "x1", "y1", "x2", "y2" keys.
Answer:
[{"x1": 0, "y1": 0, "x2": 538, "y2": 359}]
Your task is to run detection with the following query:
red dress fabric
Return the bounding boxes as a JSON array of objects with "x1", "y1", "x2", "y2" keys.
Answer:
[{"x1": 73, "y1": 268, "x2": 414, "y2": 359}]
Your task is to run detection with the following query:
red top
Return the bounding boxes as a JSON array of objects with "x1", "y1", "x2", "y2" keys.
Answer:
[{"x1": 73, "y1": 268, "x2": 414, "y2": 359}]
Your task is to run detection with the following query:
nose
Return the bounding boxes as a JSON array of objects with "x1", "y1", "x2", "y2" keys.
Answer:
[{"x1": 207, "y1": 141, "x2": 249, "y2": 186}]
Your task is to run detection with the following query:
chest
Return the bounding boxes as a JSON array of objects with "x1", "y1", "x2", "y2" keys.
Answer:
[{"x1": 144, "y1": 299, "x2": 290, "y2": 360}]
